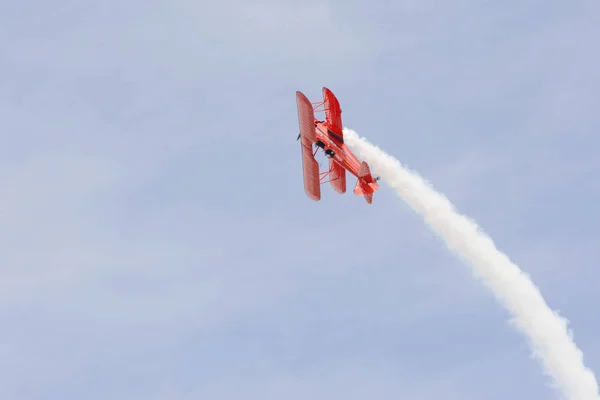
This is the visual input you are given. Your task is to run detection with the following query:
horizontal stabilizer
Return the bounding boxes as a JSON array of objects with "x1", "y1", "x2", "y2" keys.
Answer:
[
  {"x1": 354, "y1": 161, "x2": 378, "y2": 204},
  {"x1": 353, "y1": 179, "x2": 365, "y2": 196},
  {"x1": 358, "y1": 161, "x2": 370, "y2": 179}
]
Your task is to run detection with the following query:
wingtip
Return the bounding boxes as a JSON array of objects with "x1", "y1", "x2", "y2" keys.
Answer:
[{"x1": 296, "y1": 90, "x2": 310, "y2": 103}]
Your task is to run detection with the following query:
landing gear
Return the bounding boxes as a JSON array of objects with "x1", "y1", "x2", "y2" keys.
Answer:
[
  {"x1": 315, "y1": 141, "x2": 334, "y2": 158},
  {"x1": 310, "y1": 140, "x2": 334, "y2": 158}
]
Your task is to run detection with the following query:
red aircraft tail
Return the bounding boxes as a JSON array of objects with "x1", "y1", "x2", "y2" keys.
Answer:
[{"x1": 353, "y1": 161, "x2": 379, "y2": 204}]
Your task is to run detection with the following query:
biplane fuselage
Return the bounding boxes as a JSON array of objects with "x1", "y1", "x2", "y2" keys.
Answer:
[
  {"x1": 296, "y1": 87, "x2": 379, "y2": 204},
  {"x1": 313, "y1": 120, "x2": 362, "y2": 179}
]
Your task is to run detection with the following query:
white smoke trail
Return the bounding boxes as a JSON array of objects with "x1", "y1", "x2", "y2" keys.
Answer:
[{"x1": 344, "y1": 128, "x2": 599, "y2": 400}]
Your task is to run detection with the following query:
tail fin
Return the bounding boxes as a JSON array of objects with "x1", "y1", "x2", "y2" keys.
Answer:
[
  {"x1": 353, "y1": 180, "x2": 365, "y2": 196},
  {"x1": 353, "y1": 181, "x2": 374, "y2": 203}
]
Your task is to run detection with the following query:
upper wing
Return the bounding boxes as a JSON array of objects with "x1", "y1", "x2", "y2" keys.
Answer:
[
  {"x1": 296, "y1": 91, "x2": 321, "y2": 201},
  {"x1": 322, "y1": 87, "x2": 344, "y2": 142}
]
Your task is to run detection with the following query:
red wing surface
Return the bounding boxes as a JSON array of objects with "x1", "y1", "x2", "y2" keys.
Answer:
[
  {"x1": 358, "y1": 161, "x2": 370, "y2": 179},
  {"x1": 296, "y1": 91, "x2": 320, "y2": 201},
  {"x1": 323, "y1": 87, "x2": 343, "y2": 141},
  {"x1": 329, "y1": 159, "x2": 346, "y2": 194}
]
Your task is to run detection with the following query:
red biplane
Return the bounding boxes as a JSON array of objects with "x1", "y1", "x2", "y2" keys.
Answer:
[{"x1": 295, "y1": 87, "x2": 379, "y2": 204}]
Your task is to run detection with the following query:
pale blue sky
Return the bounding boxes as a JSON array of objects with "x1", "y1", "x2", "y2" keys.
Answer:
[{"x1": 1, "y1": 1, "x2": 599, "y2": 399}]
